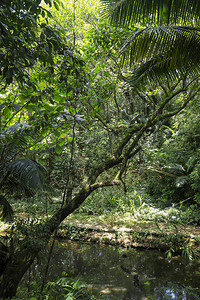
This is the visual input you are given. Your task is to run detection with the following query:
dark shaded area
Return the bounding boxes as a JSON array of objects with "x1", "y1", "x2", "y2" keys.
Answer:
[{"x1": 20, "y1": 241, "x2": 200, "y2": 299}]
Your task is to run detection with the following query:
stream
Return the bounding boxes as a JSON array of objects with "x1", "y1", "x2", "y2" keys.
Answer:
[{"x1": 23, "y1": 240, "x2": 200, "y2": 299}]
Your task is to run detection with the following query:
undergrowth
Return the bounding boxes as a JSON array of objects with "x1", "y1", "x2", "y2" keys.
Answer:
[
  {"x1": 7, "y1": 186, "x2": 200, "y2": 226},
  {"x1": 75, "y1": 187, "x2": 200, "y2": 225}
]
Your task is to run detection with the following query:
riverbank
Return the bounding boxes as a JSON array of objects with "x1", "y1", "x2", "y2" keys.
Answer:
[
  {"x1": 56, "y1": 212, "x2": 200, "y2": 258},
  {"x1": 1, "y1": 211, "x2": 200, "y2": 259}
]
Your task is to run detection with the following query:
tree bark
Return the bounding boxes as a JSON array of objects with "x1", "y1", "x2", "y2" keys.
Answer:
[
  {"x1": 0, "y1": 181, "x2": 120, "y2": 298},
  {"x1": 0, "y1": 249, "x2": 36, "y2": 298},
  {"x1": 0, "y1": 82, "x2": 197, "y2": 298}
]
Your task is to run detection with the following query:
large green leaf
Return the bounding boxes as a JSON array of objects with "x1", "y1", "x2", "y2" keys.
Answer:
[
  {"x1": 101, "y1": 0, "x2": 200, "y2": 27},
  {"x1": 0, "y1": 159, "x2": 47, "y2": 197},
  {"x1": 7, "y1": 159, "x2": 47, "y2": 194},
  {"x1": 0, "y1": 0, "x2": 65, "y2": 86},
  {"x1": 119, "y1": 26, "x2": 200, "y2": 85}
]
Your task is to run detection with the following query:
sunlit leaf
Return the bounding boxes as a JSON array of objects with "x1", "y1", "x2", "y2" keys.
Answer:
[
  {"x1": 55, "y1": 144, "x2": 62, "y2": 154},
  {"x1": 60, "y1": 133, "x2": 67, "y2": 138},
  {"x1": 176, "y1": 176, "x2": 189, "y2": 188}
]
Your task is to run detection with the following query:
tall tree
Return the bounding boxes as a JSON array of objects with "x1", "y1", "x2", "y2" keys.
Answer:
[{"x1": 1, "y1": 68, "x2": 198, "y2": 298}]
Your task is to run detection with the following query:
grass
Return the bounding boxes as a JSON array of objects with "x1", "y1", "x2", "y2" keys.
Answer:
[
  {"x1": 2, "y1": 187, "x2": 200, "y2": 259},
  {"x1": 66, "y1": 211, "x2": 200, "y2": 237}
]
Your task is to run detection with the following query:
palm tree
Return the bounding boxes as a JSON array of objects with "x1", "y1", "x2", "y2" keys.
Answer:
[
  {"x1": 101, "y1": 0, "x2": 200, "y2": 85},
  {"x1": 0, "y1": 123, "x2": 47, "y2": 220}
]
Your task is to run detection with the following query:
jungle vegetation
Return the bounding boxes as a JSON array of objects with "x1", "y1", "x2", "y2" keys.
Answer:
[{"x1": 0, "y1": 0, "x2": 200, "y2": 298}]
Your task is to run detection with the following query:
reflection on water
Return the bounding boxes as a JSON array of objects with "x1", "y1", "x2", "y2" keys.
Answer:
[{"x1": 31, "y1": 241, "x2": 200, "y2": 299}]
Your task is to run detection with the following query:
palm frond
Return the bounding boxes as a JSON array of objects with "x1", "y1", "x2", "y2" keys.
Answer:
[
  {"x1": 101, "y1": 0, "x2": 200, "y2": 26},
  {"x1": 0, "y1": 122, "x2": 47, "y2": 197},
  {"x1": 119, "y1": 26, "x2": 200, "y2": 85},
  {"x1": 0, "y1": 159, "x2": 47, "y2": 196},
  {"x1": 3, "y1": 123, "x2": 30, "y2": 134},
  {"x1": 0, "y1": 123, "x2": 31, "y2": 163},
  {"x1": 0, "y1": 195, "x2": 14, "y2": 221},
  {"x1": 127, "y1": 58, "x2": 200, "y2": 86}
]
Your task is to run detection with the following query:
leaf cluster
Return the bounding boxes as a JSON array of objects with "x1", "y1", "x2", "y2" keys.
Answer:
[
  {"x1": 101, "y1": 0, "x2": 200, "y2": 86},
  {"x1": 101, "y1": 0, "x2": 200, "y2": 27},
  {"x1": 0, "y1": 0, "x2": 65, "y2": 86}
]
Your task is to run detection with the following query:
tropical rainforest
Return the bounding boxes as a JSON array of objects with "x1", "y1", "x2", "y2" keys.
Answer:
[{"x1": 0, "y1": 0, "x2": 200, "y2": 298}]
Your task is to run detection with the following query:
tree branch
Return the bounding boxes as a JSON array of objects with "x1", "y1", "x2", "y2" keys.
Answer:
[
  {"x1": 117, "y1": 87, "x2": 186, "y2": 179},
  {"x1": 155, "y1": 88, "x2": 200, "y2": 123},
  {"x1": 88, "y1": 100, "x2": 114, "y2": 133}
]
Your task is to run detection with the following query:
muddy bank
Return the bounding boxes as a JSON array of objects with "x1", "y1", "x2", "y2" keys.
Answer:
[{"x1": 56, "y1": 216, "x2": 200, "y2": 257}]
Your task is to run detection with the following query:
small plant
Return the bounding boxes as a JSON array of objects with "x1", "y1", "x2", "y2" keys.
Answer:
[
  {"x1": 54, "y1": 273, "x2": 88, "y2": 299},
  {"x1": 165, "y1": 247, "x2": 175, "y2": 259},
  {"x1": 15, "y1": 272, "x2": 89, "y2": 299},
  {"x1": 181, "y1": 238, "x2": 200, "y2": 260},
  {"x1": 59, "y1": 224, "x2": 82, "y2": 240}
]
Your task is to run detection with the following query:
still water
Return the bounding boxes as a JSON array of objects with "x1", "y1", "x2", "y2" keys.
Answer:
[{"x1": 38, "y1": 240, "x2": 200, "y2": 299}]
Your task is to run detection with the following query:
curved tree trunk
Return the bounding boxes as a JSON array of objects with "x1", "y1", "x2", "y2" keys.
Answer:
[
  {"x1": 0, "y1": 249, "x2": 37, "y2": 298},
  {"x1": 0, "y1": 84, "x2": 195, "y2": 298},
  {"x1": 0, "y1": 182, "x2": 119, "y2": 298}
]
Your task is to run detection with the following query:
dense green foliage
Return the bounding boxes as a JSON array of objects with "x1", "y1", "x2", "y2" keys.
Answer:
[
  {"x1": 101, "y1": 0, "x2": 200, "y2": 85},
  {"x1": 0, "y1": 0, "x2": 200, "y2": 298}
]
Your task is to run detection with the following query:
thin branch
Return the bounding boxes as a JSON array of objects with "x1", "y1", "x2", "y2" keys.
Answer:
[
  {"x1": 89, "y1": 180, "x2": 120, "y2": 191},
  {"x1": 135, "y1": 88, "x2": 155, "y2": 106},
  {"x1": 113, "y1": 85, "x2": 120, "y2": 119},
  {"x1": 139, "y1": 167, "x2": 177, "y2": 178},
  {"x1": 118, "y1": 87, "x2": 186, "y2": 179},
  {"x1": 114, "y1": 125, "x2": 141, "y2": 158},
  {"x1": 157, "y1": 78, "x2": 168, "y2": 97},
  {"x1": 73, "y1": 0, "x2": 76, "y2": 49},
  {"x1": 156, "y1": 88, "x2": 200, "y2": 123},
  {"x1": 119, "y1": 146, "x2": 141, "y2": 181},
  {"x1": 88, "y1": 100, "x2": 114, "y2": 133},
  {"x1": 3, "y1": 100, "x2": 31, "y2": 130},
  {"x1": 62, "y1": 115, "x2": 76, "y2": 206}
]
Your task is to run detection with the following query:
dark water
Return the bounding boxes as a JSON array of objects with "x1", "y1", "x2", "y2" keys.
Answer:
[{"x1": 34, "y1": 240, "x2": 200, "y2": 300}]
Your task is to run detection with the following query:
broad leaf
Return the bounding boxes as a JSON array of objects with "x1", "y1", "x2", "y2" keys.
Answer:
[{"x1": 176, "y1": 176, "x2": 189, "y2": 188}]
